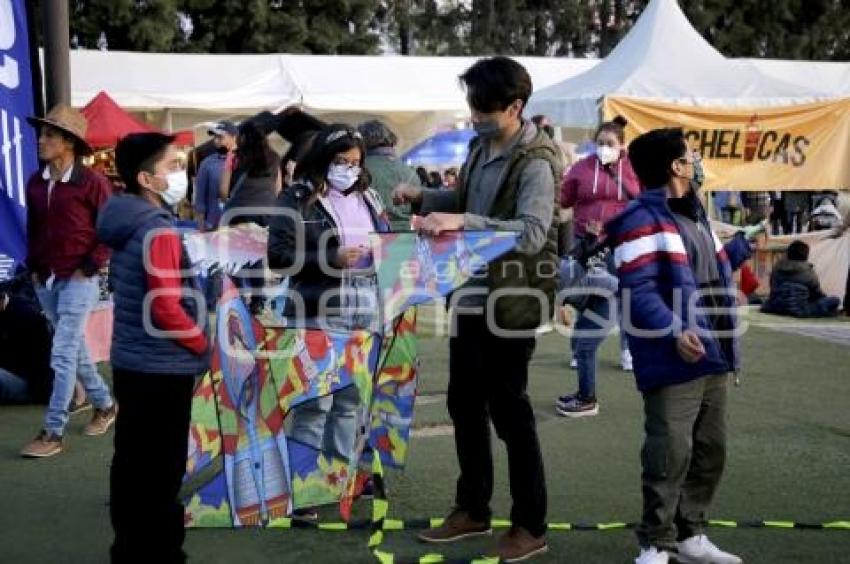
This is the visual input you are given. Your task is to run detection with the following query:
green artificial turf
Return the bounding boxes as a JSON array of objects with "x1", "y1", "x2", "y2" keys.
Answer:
[{"x1": 1, "y1": 325, "x2": 848, "y2": 563}]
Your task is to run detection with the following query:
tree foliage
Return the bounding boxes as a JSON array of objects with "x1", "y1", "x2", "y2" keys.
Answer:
[{"x1": 31, "y1": 0, "x2": 850, "y2": 60}]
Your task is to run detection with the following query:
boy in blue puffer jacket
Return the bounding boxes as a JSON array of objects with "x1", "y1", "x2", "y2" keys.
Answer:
[
  {"x1": 605, "y1": 128, "x2": 751, "y2": 564},
  {"x1": 97, "y1": 132, "x2": 209, "y2": 563}
]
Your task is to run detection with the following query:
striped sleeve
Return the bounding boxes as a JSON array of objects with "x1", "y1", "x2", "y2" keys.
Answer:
[
  {"x1": 611, "y1": 219, "x2": 687, "y2": 335},
  {"x1": 613, "y1": 223, "x2": 689, "y2": 273},
  {"x1": 715, "y1": 231, "x2": 753, "y2": 271}
]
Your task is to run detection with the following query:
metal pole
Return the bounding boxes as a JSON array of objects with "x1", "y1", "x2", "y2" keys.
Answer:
[{"x1": 42, "y1": 0, "x2": 71, "y2": 108}]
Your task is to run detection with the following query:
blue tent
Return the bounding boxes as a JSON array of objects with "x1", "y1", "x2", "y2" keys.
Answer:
[{"x1": 401, "y1": 129, "x2": 475, "y2": 168}]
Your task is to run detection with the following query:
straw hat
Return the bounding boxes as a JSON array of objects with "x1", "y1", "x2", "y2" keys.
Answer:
[{"x1": 27, "y1": 104, "x2": 93, "y2": 155}]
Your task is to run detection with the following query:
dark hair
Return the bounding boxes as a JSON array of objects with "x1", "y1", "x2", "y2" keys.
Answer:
[
  {"x1": 115, "y1": 132, "x2": 175, "y2": 195},
  {"x1": 415, "y1": 166, "x2": 429, "y2": 186},
  {"x1": 627, "y1": 128, "x2": 687, "y2": 189},
  {"x1": 787, "y1": 240, "x2": 810, "y2": 261},
  {"x1": 459, "y1": 56, "x2": 532, "y2": 113},
  {"x1": 357, "y1": 120, "x2": 398, "y2": 150},
  {"x1": 444, "y1": 168, "x2": 458, "y2": 178},
  {"x1": 294, "y1": 123, "x2": 369, "y2": 194},
  {"x1": 428, "y1": 171, "x2": 443, "y2": 188},
  {"x1": 236, "y1": 121, "x2": 275, "y2": 177},
  {"x1": 531, "y1": 114, "x2": 556, "y2": 138},
  {"x1": 596, "y1": 115, "x2": 628, "y2": 144}
]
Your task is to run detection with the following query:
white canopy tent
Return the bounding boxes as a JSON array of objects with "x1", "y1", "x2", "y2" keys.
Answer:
[
  {"x1": 741, "y1": 59, "x2": 850, "y2": 98},
  {"x1": 63, "y1": 50, "x2": 596, "y2": 148},
  {"x1": 526, "y1": 0, "x2": 836, "y2": 127}
]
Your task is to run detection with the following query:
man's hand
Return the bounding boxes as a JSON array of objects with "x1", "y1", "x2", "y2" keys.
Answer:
[
  {"x1": 334, "y1": 246, "x2": 370, "y2": 269},
  {"x1": 30, "y1": 272, "x2": 40, "y2": 286},
  {"x1": 416, "y1": 213, "x2": 465, "y2": 236},
  {"x1": 392, "y1": 183, "x2": 423, "y2": 205},
  {"x1": 676, "y1": 330, "x2": 706, "y2": 364},
  {"x1": 586, "y1": 220, "x2": 603, "y2": 237}
]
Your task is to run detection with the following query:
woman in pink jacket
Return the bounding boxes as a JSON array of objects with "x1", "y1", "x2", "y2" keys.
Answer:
[
  {"x1": 561, "y1": 116, "x2": 641, "y2": 238},
  {"x1": 557, "y1": 117, "x2": 641, "y2": 417}
]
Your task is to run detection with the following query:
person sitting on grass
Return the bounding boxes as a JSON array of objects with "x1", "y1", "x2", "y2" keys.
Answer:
[
  {"x1": 761, "y1": 240, "x2": 840, "y2": 318},
  {"x1": 0, "y1": 275, "x2": 88, "y2": 410}
]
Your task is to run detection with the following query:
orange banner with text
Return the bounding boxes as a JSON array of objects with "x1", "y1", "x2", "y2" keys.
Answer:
[{"x1": 603, "y1": 96, "x2": 850, "y2": 191}]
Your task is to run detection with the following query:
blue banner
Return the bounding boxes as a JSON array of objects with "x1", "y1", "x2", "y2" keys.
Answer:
[{"x1": 0, "y1": 0, "x2": 38, "y2": 280}]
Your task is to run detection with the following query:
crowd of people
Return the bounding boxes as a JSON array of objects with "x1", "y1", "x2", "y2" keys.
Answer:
[
  {"x1": 713, "y1": 189, "x2": 844, "y2": 234},
  {"x1": 2, "y1": 54, "x2": 848, "y2": 564}
]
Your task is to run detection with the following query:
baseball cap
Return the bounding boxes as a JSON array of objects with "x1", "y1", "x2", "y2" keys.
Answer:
[{"x1": 208, "y1": 120, "x2": 238, "y2": 137}]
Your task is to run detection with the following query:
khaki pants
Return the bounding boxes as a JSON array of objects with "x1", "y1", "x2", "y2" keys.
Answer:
[{"x1": 637, "y1": 374, "x2": 729, "y2": 549}]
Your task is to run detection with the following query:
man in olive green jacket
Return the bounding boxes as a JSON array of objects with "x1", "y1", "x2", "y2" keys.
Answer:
[
  {"x1": 393, "y1": 57, "x2": 562, "y2": 563},
  {"x1": 358, "y1": 120, "x2": 422, "y2": 231}
]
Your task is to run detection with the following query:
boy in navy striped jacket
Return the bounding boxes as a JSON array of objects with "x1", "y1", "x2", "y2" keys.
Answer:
[{"x1": 605, "y1": 128, "x2": 751, "y2": 564}]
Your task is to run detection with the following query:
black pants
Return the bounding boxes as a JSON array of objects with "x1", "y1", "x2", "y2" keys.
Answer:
[
  {"x1": 110, "y1": 369, "x2": 196, "y2": 563},
  {"x1": 637, "y1": 374, "x2": 729, "y2": 549},
  {"x1": 447, "y1": 313, "x2": 547, "y2": 537}
]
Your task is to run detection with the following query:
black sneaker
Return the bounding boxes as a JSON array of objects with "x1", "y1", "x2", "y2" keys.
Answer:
[
  {"x1": 555, "y1": 396, "x2": 599, "y2": 418},
  {"x1": 555, "y1": 393, "x2": 578, "y2": 411},
  {"x1": 292, "y1": 507, "x2": 319, "y2": 523}
]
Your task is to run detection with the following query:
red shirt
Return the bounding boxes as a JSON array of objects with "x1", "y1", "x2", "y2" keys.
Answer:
[
  {"x1": 26, "y1": 164, "x2": 112, "y2": 280},
  {"x1": 145, "y1": 229, "x2": 208, "y2": 354}
]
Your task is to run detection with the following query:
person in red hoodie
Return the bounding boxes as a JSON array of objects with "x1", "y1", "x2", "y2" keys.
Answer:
[
  {"x1": 562, "y1": 117, "x2": 641, "y2": 237},
  {"x1": 557, "y1": 117, "x2": 641, "y2": 416}
]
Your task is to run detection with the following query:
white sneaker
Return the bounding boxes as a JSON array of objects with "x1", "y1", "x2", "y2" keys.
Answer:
[
  {"x1": 621, "y1": 349, "x2": 634, "y2": 371},
  {"x1": 569, "y1": 357, "x2": 578, "y2": 369},
  {"x1": 675, "y1": 535, "x2": 742, "y2": 564},
  {"x1": 635, "y1": 546, "x2": 669, "y2": 564}
]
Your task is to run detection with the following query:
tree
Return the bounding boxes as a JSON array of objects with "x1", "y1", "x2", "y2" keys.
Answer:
[
  {"x1": 681, "y1": 0, "x2": 850, "y2": 61},
  {"x1": 67, "y1": 0, "x2": 182, "y2": 52},
  {"x1": 31, "y1": 0, "x2": 850, "y2": 61}
]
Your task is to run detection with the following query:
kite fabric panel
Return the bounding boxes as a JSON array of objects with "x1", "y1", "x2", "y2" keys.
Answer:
[
  {"x1": 370, "y1": 230, "x2": 519, "y2": 322},
  {"x1": 182, "y1": 286, "x2": 382, "y2": 527},
  {"x1": 182, "y1": 229, "x2": 518, "y2": 528}
]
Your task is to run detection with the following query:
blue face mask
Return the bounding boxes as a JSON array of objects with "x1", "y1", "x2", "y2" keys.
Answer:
[{"x1": 472, "y1": 119, "x2": 501, "y2": 139}]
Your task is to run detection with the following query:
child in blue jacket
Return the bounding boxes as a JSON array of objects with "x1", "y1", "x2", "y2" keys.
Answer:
[{"x1": 605, "y1": 128, "x2": 751, "y2": 564}]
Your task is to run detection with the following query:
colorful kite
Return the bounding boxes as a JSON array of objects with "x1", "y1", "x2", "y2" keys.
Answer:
[
  {"x1": 371, "y1": 230, "x2": 519, "y2": 322},
  {"x1": 182, "y1": 229, "x2": 519, "y2": 527}
]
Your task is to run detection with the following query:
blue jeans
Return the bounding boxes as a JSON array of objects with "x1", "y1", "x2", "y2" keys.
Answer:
[
  {"x1": 570, "y1": 295, "x2": 616, "y2": 400},
  {"x1": 35, "y1": 277, "x2": 114, "y2": 435},
  {"x1": 807, "y1": 296, "x2": 841, "y2": 317},
  {"x1": 289, "y1": 384, "x2": 362, "y2": 460},
  {"x1": 0, "y1": 367, "x2": 29, "y2": 404}
]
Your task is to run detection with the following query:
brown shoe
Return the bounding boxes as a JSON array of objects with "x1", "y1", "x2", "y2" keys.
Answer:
[
  {"x1": 69, "y1": 399, "x2": 92, "y2": 416},
  {"x1": 21, "y1": 431, "x2": 64, "y2": 458},
  {"x1": 489, "y1": 526, "x2": 548, "y2": 563},
  {"x1": 83, "y1": 404, "x2": 118, "y2": 436},
  {"x1": 417, "y1": 508, "x2": 491, "y2": 543}
]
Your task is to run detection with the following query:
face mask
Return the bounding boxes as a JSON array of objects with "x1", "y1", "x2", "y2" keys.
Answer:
[
  {"x1": 692, "y1": 158, "x2": 705, "y2": 190},
  {"x1": 472, "y1": 119, "x2": 501, "y2": 139},
  {"x1": 215, "y1": 146, "x2": 229, "y2": 155},
  {"x1": 156, "y1": 170, "x2": 188, "y2": 206},
  {"x1": 327, "y1": 164, "x2": 361, "y2": 192},
  {"x1": 596, "y1": 145, "x2": 620, "y2": 165}
]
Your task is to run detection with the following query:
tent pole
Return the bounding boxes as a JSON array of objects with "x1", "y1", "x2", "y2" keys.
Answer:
[{"x1": 42, "y1": 0, "x2": 71, "y2": 108}]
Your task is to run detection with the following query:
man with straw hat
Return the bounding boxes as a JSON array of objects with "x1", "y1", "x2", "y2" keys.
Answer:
[{"x1": 21, "y1": 104, "x2": 117, "y2": 458}]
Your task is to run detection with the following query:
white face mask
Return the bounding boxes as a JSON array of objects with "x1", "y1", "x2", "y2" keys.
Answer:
[
  {"x1": 596, "y1": 145, "x2": 620, "y2": 165},
  {"x1": 327, "y1": 164, "x2": 361, "y2": 192},
  {"x1": 157, "y1": 170, "x2": 188, "y2": 206}
]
